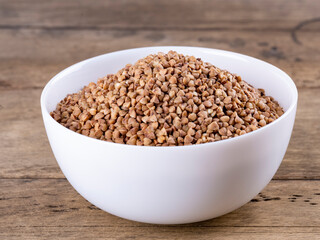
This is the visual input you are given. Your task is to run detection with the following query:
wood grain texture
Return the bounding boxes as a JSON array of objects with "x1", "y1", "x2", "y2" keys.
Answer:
[
  {"x1": 0, "y1": 29, "x2": 319, "y2": 90},
  {"x1": 0, "y1": 88, "x2": 319, "y2": 179},
  {"x1": 0, "y1": 22, "x2": 318, "y2": 179},
  {"x1": 0, "y1": 0, "x2": 319, "y2": 31},
  {"x1": 0, "y1": 179, "x2": 319, "y2": 239},
  {"x1": 1, "y1": 179, "x2": 320, "y2": 225},
  {"x1": 1, "y1": 227, "x2": 319, "y2": 240},
  {"x1": 1, "y1": 0, "x2": 320, "y2": 238}
]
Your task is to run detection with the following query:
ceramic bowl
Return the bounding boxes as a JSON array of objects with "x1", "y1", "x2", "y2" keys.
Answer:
[{"x1": 41, "y1": 46, "x2": 298, "y2": 224}]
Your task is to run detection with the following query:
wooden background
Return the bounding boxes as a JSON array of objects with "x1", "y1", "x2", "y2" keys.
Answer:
[{"x1": 0, "y1": 0, "x2": 319, "y2": 239}]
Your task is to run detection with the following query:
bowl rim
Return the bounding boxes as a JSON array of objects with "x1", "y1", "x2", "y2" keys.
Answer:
[{"x1": 41, "y1": 46, "x2": 298, "y2": 149}]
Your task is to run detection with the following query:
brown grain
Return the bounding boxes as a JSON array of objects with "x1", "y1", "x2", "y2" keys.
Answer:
[{"x1": 50, "y1": 51, "x2": 284, "y2": 146}]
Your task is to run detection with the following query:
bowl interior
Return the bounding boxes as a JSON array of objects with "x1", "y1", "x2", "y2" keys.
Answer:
[{"x1": 42, "y1": 47, "x2": 297, "y2": 115}]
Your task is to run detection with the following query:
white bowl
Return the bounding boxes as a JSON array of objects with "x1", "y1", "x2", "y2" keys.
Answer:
[{"x1": 41, "y1": 47, "x2": 298, "y2": 224}]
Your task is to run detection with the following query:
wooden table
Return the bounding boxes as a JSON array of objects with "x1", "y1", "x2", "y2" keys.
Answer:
[{"x1": 1, "y1": 0, "x2": 319, "y2": 239}]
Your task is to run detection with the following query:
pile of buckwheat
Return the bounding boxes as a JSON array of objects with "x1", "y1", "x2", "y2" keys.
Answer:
[{"x1": 51, "y1": 51, "x2": 284, "y2": 146}]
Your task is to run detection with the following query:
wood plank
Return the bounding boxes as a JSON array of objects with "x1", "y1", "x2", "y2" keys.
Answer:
[
  {"x1": 0, "y1": 29, "x2": 319, "y2": 179},
  {"x1": 0, "y1": 180, "x2": 319, "y2": 235},
  {"x1": 0, "y1": 0, "x2": 319, "y2": 31},
  {"x1": 1, "y1": 226, "x2": 319, "y2": 240},
  {"x1": 0, "y1": 29, "x2": 319, "y2": 90},
  {"x1": 0, "y1": 89, "x2": 62, "y2": 178},
  {"x1": 0, "y1": 88, "x2": 319, "y2": 179}
]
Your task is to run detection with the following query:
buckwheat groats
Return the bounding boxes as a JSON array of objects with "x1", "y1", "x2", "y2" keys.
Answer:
[{"x1": 50, "y1": 51, "x2": 284, "y2": 146}]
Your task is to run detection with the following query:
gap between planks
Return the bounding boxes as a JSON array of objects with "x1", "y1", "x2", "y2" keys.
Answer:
[
  {"x1": 0, "y1": 178, "x2": 320, "y2": 180},
  {"x1": 0, "y1": 24, "x2": 317, "y2": 32}
]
